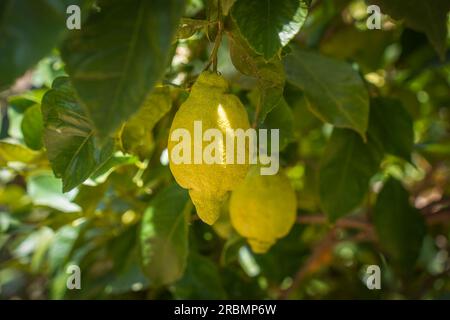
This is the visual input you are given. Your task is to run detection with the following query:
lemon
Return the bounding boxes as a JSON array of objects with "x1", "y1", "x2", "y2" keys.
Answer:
[
  {"x1": 168, "y1": 71, "x2": 250, "y2": 225},
  {"x1": 229, "y1": 166, "x2": 297, "y2": 253}
]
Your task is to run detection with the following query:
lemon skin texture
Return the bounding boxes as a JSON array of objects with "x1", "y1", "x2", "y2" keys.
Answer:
[
  {"x1": 230, "y1": 166, "x2": 297, "y2": 253},
  {"x1": 168, "y1": 71, "x2": 250, "y2": 225}
]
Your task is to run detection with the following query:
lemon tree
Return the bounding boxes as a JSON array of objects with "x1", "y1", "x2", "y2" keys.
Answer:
[{"x1": 1, "y1": 0, "x2": 450, "y2": 300}]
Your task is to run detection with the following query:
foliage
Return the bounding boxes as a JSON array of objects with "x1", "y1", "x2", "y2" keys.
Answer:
[{"x1": 1, "y1": 0, "x2": 450, "y2": 300}]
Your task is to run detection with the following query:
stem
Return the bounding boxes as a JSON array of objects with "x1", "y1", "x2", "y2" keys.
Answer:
[
  {"x1": 204, "y1": 0, "x2": 223, "y2": 72},
  {"x1": 297, "y1": 214, "x2": 372, "y2": 231}
]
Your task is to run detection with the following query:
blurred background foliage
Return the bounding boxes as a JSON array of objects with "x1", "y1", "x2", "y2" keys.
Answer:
[{"x1": 1, "y1": 0, "x2": 450, "y2": 299}]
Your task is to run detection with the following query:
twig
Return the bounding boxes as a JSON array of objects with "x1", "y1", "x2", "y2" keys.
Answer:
[
  {"x1": 278, "y1": 228, "x2": 337, "y2": 299},
  {"x1": 297, "y1": 214, "x2": 371, "y2": 231},
  {"x1": 203, "y1": 1, "x2": 223, "y2": 72},
  {"x1": 424, "y1": 210, "x2": 450, "y2": 226}
]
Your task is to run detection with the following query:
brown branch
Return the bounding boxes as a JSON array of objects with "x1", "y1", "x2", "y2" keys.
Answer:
[
  {"x1": 297, "y1": 214, "x2": 372, "y2": 231},
  {"x1": 297, "y1": 207, "x2": 450, "y2": 231},
  {"x1": 424, "y1": 210, "x2": 450, "y2": 226},
  {"x1": 283, "y1": 208, "x2": 450, "y2": 299},
  {"x1": 278, "y1": 228, "x2": 337, "y2": 300}
]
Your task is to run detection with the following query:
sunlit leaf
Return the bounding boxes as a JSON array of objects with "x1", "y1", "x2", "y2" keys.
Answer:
[
  {"x1": 27, "y1": 172, "x2": 80, "y2": 213},
  {"x1": 21, "y1": 104, "x2": 44, "y2": 150},
  {"x1": 0, "y1": 140, "x2": 39, "y2": 165}
]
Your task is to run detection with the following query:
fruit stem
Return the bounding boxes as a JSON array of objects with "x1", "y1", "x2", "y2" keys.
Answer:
[{"x1": 204, "y1": 0, "x2": 223, "y2": 73}]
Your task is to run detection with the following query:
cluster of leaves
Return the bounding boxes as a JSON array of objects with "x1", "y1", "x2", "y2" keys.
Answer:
[{"x1": 1, "y1": 0, "x2": 450, "y2": 299}]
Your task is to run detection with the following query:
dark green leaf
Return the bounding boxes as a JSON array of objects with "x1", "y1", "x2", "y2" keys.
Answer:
[
  {"x1": 172, "y1": 253, "x2": 227, "y2": 299},
  {"x1": 140, "y1": 184, "x2": 190, "y2": 287},
  {"x1": 220, "y1": 235, "x2": 246, "y2": 266},
  {"x1": 120, "y1": 86, "x2": 172, "y2": 160},
  {"x1": 61, "y1": 0, "x2": 184, "y2": 137},
  {"x1": 231, "y1": 0, "x2": 309, "y2": 59},
  {"x1": 319, "y1": 129, "x2": 383, "y2": 221},
  {"x1": 374, "y1": 178, "x2": 426, "y2": 268},
  {"x1": 0, "y1": 0, "x2": 82, "y2": 88},
  {"x1": 370, "y1": 0, "x2": 450, "y2": 59},
  {"x1": 21, "y1": 104, "x2": 44, "y2": 150},
  {"x1": 262, "y1": 98, "x2": 295, "y2": 150},
  {"x1": 368, "y1": 98, "x2": 414, "y2": 161},
  {"x1": 42, "y1": 77, "x2": 114, "y2": 192},
  {"x1": 284, "y1": 48, "x2": 370, "y2": 139},
  {"x1": 255, "y1": 224, "x2": 307, "y2": 283}
]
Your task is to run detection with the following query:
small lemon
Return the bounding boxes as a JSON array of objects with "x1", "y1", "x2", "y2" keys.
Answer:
[
  {"x1": 168, "y1": 71, "x2": 250, "y2": 225},
  {"x1": 229, "y1": 166, "x2": 297, "y2": 253}
]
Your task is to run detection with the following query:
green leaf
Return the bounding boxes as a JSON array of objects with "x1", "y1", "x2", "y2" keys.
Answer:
[
  {"x1": 48, "y1": 219, "x2": 87, "y2": 273},
  {"x1": 254, "y1": 224, "x2": 307, "y2": 283},
  {"x1": 368, "y1": 98, "x2": 414, "y2": 161},
  {"x1": 0, "y1": 140, "x2": 39, "y2": 165},
  {"x1": 172, "y1": 253, "x2": 227, "y2": 299},
  {"x1": 231, "y1": 0, "x2": 309, "y2": 59},
  {"x1": 0, "y1": 0, "x2": 83, "y2": 89},
  {"x1": 221, "y1": 0, "x2": 237, "y2": 16},
  {"x1": 27, "y1": 172, "x2": 81, "y2": 213},
  {"x1": 140, "y1": 184, "x2": 190, "y2": 287},
  {"x1": 89, "y1": 152, "x2": 138, "y2": 183},
  {"x1": 228, "y1": 29, "x2": 285, "y2": 123},
  {"x1": 370, "y1": 0, "x2": 450, "y2": 59},
  {"x1": 61, "y1": 0, "x2": 184, "y2": 138},
  {"x1": 120, "y1": 86, "x2": 172, "y2": 160},
  {"x1": 374, "y1": 178, "x2": 426, "y2": 268},
  {"x1": 284, "y1": 48, "x2": 370, "y2": 139},
  {"x1": 220, "y1": 235, "x2": 246, "y2": 266},
  {"x1": 42, "y1": 77, "x2": 114, "y2": 192},
  {"x1": 319, "y1": 129, "x2": 383, "y2": 221},
  {"x1": 262, "y1": 97, "x2": 295, "y2": 150},
  {"x1": 21, "y1": 104, "x2": 44, "y2": 150}
]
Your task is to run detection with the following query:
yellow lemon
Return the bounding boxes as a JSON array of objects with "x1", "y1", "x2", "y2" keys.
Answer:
[
  {"x1": 168, "y1": 71, "x2": 250, "y2": 225},
  {"x1": 230, "y1": 166, "x2": 297, "y2": 253}
]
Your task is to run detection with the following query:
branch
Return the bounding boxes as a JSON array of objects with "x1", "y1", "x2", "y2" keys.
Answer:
[
  {"x1": 278, "y1": 228, "x2": 337, "y2": 300},
  {"x1": 283, "y1": 207, "x2": 450, "y2": 299},
  {"x1": 297, "y1": 214, "x2": 371, "y2": 231}
]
